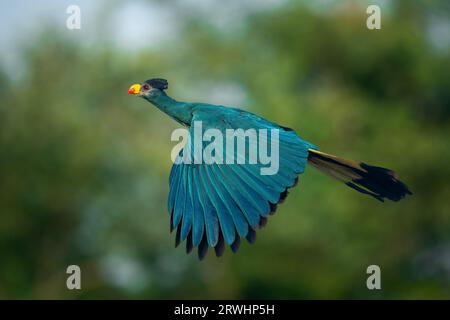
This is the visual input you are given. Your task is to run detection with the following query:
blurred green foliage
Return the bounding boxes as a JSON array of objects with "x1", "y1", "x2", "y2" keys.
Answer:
[{"x1": 0, "y1": 1, "x2": 449, "y2": 299}]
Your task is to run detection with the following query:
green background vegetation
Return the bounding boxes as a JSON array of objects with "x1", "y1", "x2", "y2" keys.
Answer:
[{"x1": 0, "y1": 0, "x2": 449, "y2": 299}]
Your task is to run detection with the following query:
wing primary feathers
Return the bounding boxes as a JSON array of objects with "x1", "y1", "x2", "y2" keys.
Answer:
[
  {"x1": 166, "y1": 112, "x2": 317, "y2": 258},
  {"x1": 279, "y1": 189, "x2": 289, "y2": 203},
  {"x1": 190, "y1": 167, "x2": 205, "y2": 247},
  {"x1": 220, "y1": 165, "x2": 270, "y2": 221},
  {"x1": 214, "y1": 230, "x2": 225, "y2": 257},
  {"x1": 170, "y1": 209, "x2": 174, "y2": 233},
  {"x1": 202, "y1": 165, "x2": 236, "y2": 245},
  {"x1": 212, "y1": 164, "x2": 249, "y2": 238},
  {"x1": 196, "y1": 165, "x2": 219, "y2": 247},
  {"x1": 168, "y1": 162, "x2": 182, "y2": 214},
  {"x1": 172, "y1": 165, "x2": 187, "y2": 230},
  {"x1": 246, "y1": 228, "x2": 256, "y2": 244},
  {"x1": 292, "y1": 177, "x2": 299, "y2": 187},
  {"x1": 232, "y1": 147, "x2": 286, "y2": 194},
  {"x1": 227, "y1": 164, "x2": 280, "y2": 206},
  {"x1": 180, "y1": 166, "x2": 194, "y2": 241},
  {"x1": 198, "y1": 232, "x2": 209, "y2": 260},
  {"x1": 259, "y1": 216, "x2": 268, "y2": 228},
  {"x1": 269, "y1": 203, "x2": 277, "y2": 215},
  {"x1": 175, "y1": 222, "x2": 182, "y2": 248},
  {"x1": 186, "y1": 230, "x2": 193, "y2": 254},
  {"x1": 214, "y1": 165, "x2": 261, "y2": 228},
  {"x1": 231, "y1": 235, "x2": 241, "y2": 253}
]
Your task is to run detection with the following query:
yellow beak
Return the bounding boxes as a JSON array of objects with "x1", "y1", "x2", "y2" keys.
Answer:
[{"x1": 128, "y1": 84, "x2": 141, "y2": 95}]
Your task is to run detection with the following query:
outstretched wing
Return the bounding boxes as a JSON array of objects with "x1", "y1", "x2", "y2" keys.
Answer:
[{"x1": 168, "y1": 107, "x2": 317, "y2": 259}]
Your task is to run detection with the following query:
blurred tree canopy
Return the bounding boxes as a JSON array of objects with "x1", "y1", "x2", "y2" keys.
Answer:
[{"x1": 0, "y1": 0, "x2": 449, "y2": 299}]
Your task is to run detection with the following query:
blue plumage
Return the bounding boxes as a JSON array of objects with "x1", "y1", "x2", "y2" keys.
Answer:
[
  {"x1": 163, "y1": 102, "x2": 314, "y2": 258},
  {"x1": 130, "y1": 78, "x2": 412, "y2": 259}
]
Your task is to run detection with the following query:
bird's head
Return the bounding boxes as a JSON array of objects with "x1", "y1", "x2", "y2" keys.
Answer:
[{"x1": 128, "y1": 78, "x2": 168, "y2": 99}]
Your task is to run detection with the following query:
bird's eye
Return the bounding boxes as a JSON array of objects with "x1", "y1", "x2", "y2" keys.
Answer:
[{"x1": 142, "y1": 84, "x2": 150, "y2": 91}]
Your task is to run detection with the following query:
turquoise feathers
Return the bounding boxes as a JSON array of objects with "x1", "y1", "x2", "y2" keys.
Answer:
[
  {"x1": 143, "y1": 82, "x2": 317, "y2": 259},
  {"x1": 133, "y1": 78, "x2": 411, "y2": 259}
]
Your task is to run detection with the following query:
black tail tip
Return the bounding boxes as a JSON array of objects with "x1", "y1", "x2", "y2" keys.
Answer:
[{"x1": 357, "y1": 163, "x2": 412, "y2": 202}]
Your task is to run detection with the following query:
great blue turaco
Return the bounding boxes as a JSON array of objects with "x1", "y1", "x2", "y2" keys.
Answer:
[{"x1": 128, "y1": 78, "x2": 412, "y2": 260}]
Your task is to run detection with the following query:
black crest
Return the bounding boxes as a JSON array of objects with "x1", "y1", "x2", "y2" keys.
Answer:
[{"x1": 145, "y1": 78, "x2": 168, "y2": 90}]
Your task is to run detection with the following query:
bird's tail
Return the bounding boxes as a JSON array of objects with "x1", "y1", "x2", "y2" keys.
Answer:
[{"x1": 307, "y1": 149, "x2": 412, "y2": 202}]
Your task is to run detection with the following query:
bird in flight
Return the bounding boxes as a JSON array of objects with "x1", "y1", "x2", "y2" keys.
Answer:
[{"x1": 128, "y1": 78, "x2": 412, "y2": 259}]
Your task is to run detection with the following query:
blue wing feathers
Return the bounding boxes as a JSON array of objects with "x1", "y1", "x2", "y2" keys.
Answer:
[
  {"x1": 168, "y1": 162, "x2": 181, "y2": 214},
  {"x1": 228, "y1": 164, "x2": 280, "y2": 205},
  {"x1": 211, "y1": 164, "x2": 249, "y2": 238},
  {"x1": 215, "y1": 165, "x2": 262, "y2": 228},
  {"x1": 201, "y1": 165, "x2": 236, "y2": 245},
  {"x1": 196, "y1": 165, "x2": 220, "y2": 246},
  {"x1": 190, "y1": 167, "x2": 205, "y2": 247},
  {"x1": 165, "y1": 106, "x2": 317, "y2": 258},
  {"x1": 172, "y1": 164, "x2": 186, "y2": 230},
  {"x1": 180, "y1": 166, "x2": 194, "y2": 241},
  {"x1": 220, "y1": 165, "x2": 271, "y2": 218}
]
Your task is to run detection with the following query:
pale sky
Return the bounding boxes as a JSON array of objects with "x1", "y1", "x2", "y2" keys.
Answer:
[
  {"x1": 0, "y1": 0, "x2": 290, "y2": 77},
  {"x1": 0, "y1": 0, "x2": 447, "y2": 78}
]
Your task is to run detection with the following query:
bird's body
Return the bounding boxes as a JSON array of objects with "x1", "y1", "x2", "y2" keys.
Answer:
[{"x1": 128, "y1": 78, "x2": 412, "y2": 259}]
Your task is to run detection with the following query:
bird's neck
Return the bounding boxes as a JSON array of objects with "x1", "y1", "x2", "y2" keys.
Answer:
[{"x1": 146, "y1": 91, "x2": 193, "y2": 126}]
